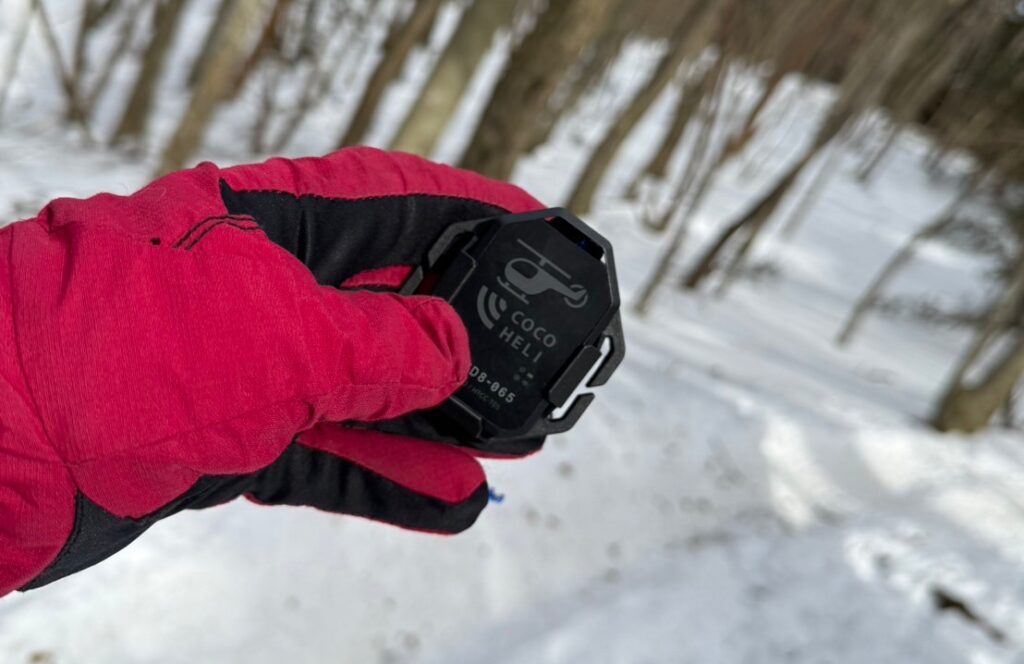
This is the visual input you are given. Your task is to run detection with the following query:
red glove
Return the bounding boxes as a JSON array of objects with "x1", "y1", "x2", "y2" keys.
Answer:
[{"x1": 0, "y1": 148, "x2": 544, "y2": 595}]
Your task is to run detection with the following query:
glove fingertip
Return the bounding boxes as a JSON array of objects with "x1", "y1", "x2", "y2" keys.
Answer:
[{"x1": 257, "y1": 428, "x2": 490, "y2": 534}]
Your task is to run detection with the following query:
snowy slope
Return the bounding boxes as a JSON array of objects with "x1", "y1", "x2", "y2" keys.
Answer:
[{"x1": 1, "y1": 9, "x2": 1023, "y2": 664}]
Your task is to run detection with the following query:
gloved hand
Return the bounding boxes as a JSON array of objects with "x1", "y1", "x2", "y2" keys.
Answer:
[{"x1": 0, "y1": 147, "x2": 545, "y2": 596}]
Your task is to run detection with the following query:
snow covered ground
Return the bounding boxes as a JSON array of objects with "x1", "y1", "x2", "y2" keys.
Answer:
[{"x1": 1, "y1": 5, "x2": 1024, "y2": 662}]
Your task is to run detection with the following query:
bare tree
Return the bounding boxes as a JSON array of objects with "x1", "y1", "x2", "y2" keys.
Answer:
[
  {"x1": 719, "y1": 0, "x2": 845, "y2": 163},
  {"x1": 0, "y1": 0, "x2": 37, "y2": 121},
  {"x1": 682, "y1": 0, "x2": 941, "y2": 292},
  {"x1": 855, "y1": 0, "x2": 998, "y2": 182},
  {"x1": 634, "y1": 55, "x2": 725, "y2": 232},
  {"x1": 267, "y1": 2, "x2": 369, "y2": 152},
  {"x1": 633, "y1": 0, "x2": 842, "y2": 226},
  {"x1": 229, "y1": 0, "x2": 294, "y2": 100},
  {"x1": 565, "y1": 0, "x2": 722, "y2": 215},
  {"x1": 70, "y1": 0, "x2": 120, "y2": 85},
  {"x1": 682, "y1": 137, "x2": 823, "y2": 290},
  {"x1": 932, "y1": 247, "x2": 1024, "y2": 433},
  {"x1": 634, "y1": 62, "x2": 728, "y2": 315},
  {"x1": 834, "y1": 177, "x2": 985, "y2": 346},
  {"x1": 187, "y1": 0, "x2": 239, "y2": 86},
  {"x1": 68, "y1": 0, "x2": 122, "y2": 119},
  {"x1": 157, "y1": 0, "x2": 267, "y2": 174},
  {"x1": 390, "y1": 0, "x2": 519, "y2": 157},
  {"x1": 631, "y1": 64, "x2": 712, "y2": 190},
  {"x1": 337, "y1": 0, "x2": 443, "y2": 148},
  {"x1": 777, "y1": 139, "x2": 844, "y2": 239},
  {"x1": 558, "y1": 14, "x2": 631, "y2": 114},
  {"x1": 111, "y1": 0, "x2": 191, "y2": 146},
  {"x1": 82, "y1": 0, "x2": 148, "y2": 119},
  {"x1": 520, "y1": 0, "x2": 634, "y2": 155},
  {"x1": 932, "y1": 333, "x2": 1024, "y2": 433},
  {"x1": 32, "y1": 0, "x2": 89, "y2": 130},
  {"x1": 460, "y1": 0, "x2": 616, "y2": 180}
]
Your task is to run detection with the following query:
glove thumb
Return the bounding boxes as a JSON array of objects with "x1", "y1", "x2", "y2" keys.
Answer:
[{"x1": 308, "y1": 288, "x2": 470, "y2": 424}]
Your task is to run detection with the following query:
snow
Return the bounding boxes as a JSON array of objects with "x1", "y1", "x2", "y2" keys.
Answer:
[{"x1": 1, "y1": 9, "x2": 1023, "y2": 664}]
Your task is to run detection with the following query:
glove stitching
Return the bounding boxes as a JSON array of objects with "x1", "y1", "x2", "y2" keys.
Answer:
[
  {"x1": 182, "y1": 219, "x2": 262, "y2": 250},
  {"x1": 172, "y1": 214, "x2": 258, "y2": 248}
]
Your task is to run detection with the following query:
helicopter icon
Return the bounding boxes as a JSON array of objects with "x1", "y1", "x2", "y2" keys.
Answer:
[{"x1": 497, "y1": 239, "x2": 588, "y2": 309}]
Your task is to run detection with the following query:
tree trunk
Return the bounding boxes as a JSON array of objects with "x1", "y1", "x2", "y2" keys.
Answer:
[
  {"x1": 268, "y1": 2, "x2": 368, "y2": 152},
  {"x1": 634, "y1": 206, "x2": 690, "y2": 316},
  {"x1": 637, "y1": 61, "x2": 716, "y2": 185},
  {"x1": 230, "y1": 0, "x2": 293, "y2": 100},
  {"x1": 250, "y1": 66, "x2": 280, "y2": 153},
  {"x1": 188, "y1": 0, "x2": 239, "y2": 86},
  {"x1": 682, "y1": 0, "x2": 938, "y2": 292},
  {"x1": 69, "y1": 0, "x2": 119, "y2": 120},
  {"x1": 459, "y1": 0, "x2": 616, "y2": 180},
  {"x1": 83, "y1": 0, "x2": 147, "y2": 116},
  {"x1": 718, "y1": 72, "x2": 783, "y2": 162},
  {"x1": 32, "y1": 0, "x2": 88, "y2": 130},
  {"x1": 738, "y1": 80, "x2": 806, "y2": 180},
  {"x1": 720, "y1": 0, "x2": 844, "y2": 162},
  {"x1": 834, "y1": 194, "x2": 962, "y2": 346},
  {"x1": 565, "y1": 0, "x2": 721, "y2": 215},
  {"x1": 1000, "y1": 385, "x2": 1017, "y2": 429},
  {"x1": 941, "y1": 255, "x2": 1024, "y2": 398},
  {"x1": 71, "y1": 0, "x2": 97, "y2": 86},
  {"x1": 111, "y1": 0, "x2": 191, "y2": 146},
  {"x1": 856, "y1": 2, "x2": 986, "y2": 184},
  {"x1": 634, "y1": 69, "x2": 728, "y2": 313},
  {"x1": 779, "y1": 138, "x2": 843, "y2": 238},
  {"x1": 390, "y1": 0, "x2": 518, "y2": 157},
  {"x1": 713, "y1": 141, "x2": 829, "y2": 295},
  {"x1": 682, "y1": 134, "x2": 822, "y2": 290},
  {"x1": 157, "y1": 0, "x2": 266, "y2": 175},
  {"x1": 0, "y1": 0, "x2": 36, "y2": 122},
  {"x1": 643, "y1": 56, "x2": 725, "y2": 233},
  {"x1": 932, "y1": 334, "x2": 1024, "y2": 434},
  {"x1": 839, "y1": 219, "x2": 958, "y2": 348},
  {"x1": 554, "y1": 0, "x2": 638, "y2": 118},
  {"x1": 337, "y1": 0, "x2": 443, "y2": 148},
  {"x1": 855, "y1": 120, "x2": 898, "y2": 182},
  {"x1": 522, "y1": 1, "x2": 628, "y2": 156},
  {"x1": 929, "y1": 198, "x2": 1024, "y2": 434}
]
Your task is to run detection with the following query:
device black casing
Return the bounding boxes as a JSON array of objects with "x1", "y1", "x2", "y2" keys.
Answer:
[{"x1": 400, "y1": 208, "x2": 625, "y2": 442}]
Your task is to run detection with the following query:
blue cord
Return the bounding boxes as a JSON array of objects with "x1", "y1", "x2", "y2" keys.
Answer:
[{"x1": 488, "y1": 487, "x2": 505, "y2": 504}]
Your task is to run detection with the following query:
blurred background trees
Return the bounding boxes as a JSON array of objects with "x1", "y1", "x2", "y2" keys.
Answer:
[{"x1": 1, "y1": 0, "x2": 1023, "y2": 433}]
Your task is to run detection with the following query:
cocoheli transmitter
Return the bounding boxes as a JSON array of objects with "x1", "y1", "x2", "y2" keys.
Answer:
[{"x1": 402, "y1": 208, "x2": 625, "y2": 443}]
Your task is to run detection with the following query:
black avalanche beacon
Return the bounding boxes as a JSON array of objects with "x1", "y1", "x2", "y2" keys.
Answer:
[{"x1": 402, "y1": 208, "x2": 625, "y2": 443}]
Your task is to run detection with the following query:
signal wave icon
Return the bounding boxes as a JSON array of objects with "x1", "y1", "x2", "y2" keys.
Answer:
[{"x1": 476, "y1": 285, "x2": 508, "y2": 330}]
